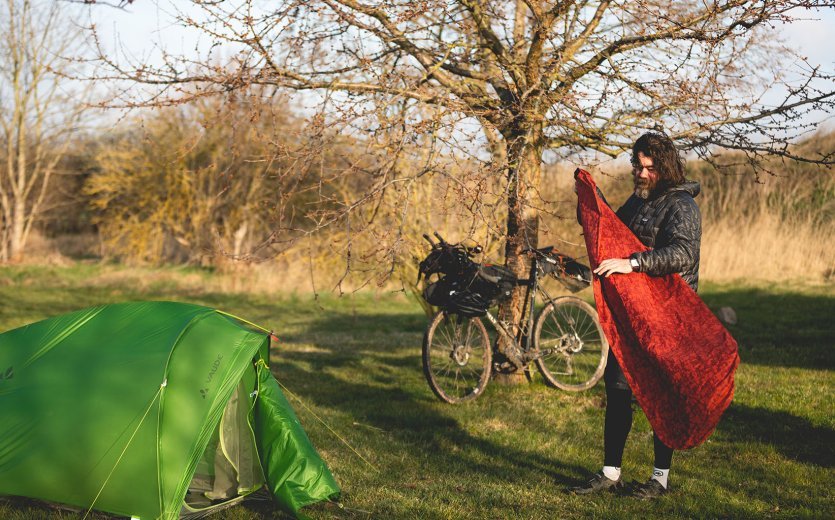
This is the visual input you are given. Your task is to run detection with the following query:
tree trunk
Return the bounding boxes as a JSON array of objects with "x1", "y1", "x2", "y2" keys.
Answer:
[
  {"x1": 0, "y1": 194, "x2": 9, "y2": 261},
  {"x1": 9, "y1": 197, "x2": 26, "y2": 262},
  {"x1": 0, "y1": 217, "x2": 7, "y2": 261},
  {"x1": 493, "y1": 126, "x2": 542, "y2": 384}
]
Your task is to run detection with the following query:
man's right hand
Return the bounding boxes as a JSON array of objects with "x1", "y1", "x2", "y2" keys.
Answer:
[{"x1": 593, "y1": 258, "x2": 634, "y2": 278}]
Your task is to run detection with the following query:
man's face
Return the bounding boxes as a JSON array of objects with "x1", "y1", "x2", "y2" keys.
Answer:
[{"x1": 633, "y1": 152, "x2": 659, "y2": 199}]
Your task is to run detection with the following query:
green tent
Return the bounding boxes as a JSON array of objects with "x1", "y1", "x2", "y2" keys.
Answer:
[{"x1": 0, "y1": 302, "x2": 339, "y2": 519}]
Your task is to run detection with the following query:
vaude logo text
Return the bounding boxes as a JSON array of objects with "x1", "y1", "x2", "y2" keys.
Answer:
[{"x1": 200, "y1": 355, "x2": 223, "y2": 398}]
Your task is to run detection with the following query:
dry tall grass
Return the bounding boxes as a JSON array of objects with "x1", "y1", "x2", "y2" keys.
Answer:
[
  {"x1": 703, "y1": 211, "x2": 834, "y2": 282},
  {"x1": 536, "y1": 157, "x2": 835, "y2": 285},
  {"x1": 697, "y1": 170, "x2": 834, "y2": 282}
]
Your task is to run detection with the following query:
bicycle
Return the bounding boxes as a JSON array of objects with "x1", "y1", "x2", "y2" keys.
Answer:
[{"x1": 418, "y1": 232, "x2": 609, "y2": 404}]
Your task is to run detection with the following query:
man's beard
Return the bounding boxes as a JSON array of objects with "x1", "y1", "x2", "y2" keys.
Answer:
[{"x1": 634, "y1": 178, "x2": 657, "y2": 199}]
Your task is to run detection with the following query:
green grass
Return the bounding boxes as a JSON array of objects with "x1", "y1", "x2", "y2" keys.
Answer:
[{"x1": 1, "y1": 265, "x2": 833, "y2": 519}]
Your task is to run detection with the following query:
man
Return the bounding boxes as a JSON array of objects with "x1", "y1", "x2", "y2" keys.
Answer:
[{"x1": 570, "y1": 132, "x2": 702, "y2": 499}]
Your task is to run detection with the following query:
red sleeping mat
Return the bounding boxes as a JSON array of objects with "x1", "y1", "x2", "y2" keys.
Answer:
[{"x1": 575, "y1": 168, "x2": 739, "y2": 449}]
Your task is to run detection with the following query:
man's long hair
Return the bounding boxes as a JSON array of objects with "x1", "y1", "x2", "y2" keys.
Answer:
[{"x1": 631, "y1": 132, "x2": 686, "y2": 191}]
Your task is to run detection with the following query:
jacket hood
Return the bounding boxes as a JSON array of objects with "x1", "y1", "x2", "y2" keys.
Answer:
[{"x1": 669, "y1": 180, "x2": 700, "y2": 198}]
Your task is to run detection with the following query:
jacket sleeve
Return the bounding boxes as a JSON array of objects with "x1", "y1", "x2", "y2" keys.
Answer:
[{"x1": 631, "y1": 195, "x2": 701, "y2": 276}]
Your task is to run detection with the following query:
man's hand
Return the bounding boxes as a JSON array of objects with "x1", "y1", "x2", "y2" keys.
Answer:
[{"x1": 593, "y1": 258, "x2": 633, "y2": 278}]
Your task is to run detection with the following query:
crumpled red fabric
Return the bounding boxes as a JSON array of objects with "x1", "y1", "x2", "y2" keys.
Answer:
[{"x1": 575, "y1": 168, "x2": 739, "y2": 450}]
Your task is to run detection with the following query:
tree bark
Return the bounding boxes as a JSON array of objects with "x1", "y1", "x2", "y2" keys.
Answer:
[
  {"x1": 493, "y1": 124, "x2": 542, "y2": 384},
  {"x1": 9, "y1": 197, "x2": 25, "y2": 261}
]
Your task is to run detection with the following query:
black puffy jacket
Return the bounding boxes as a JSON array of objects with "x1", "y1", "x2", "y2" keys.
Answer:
[{"x1": 616, "y1": 181, "x2": 702, "y2": 291}]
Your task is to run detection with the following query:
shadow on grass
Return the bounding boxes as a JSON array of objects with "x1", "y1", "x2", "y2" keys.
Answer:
[
  {"x1": 720, "y1": 403, "x2": 835, "y2": 468},
  {"x1": 267, "y1": 310, "x2": 600, "y2": 508},
  {"x1": 272, "y1": 341, "x2": 589, "y2": 489},
  {"x1": 699, "y1": 287, "x2": 834, "y2": 370},
  {"x1": 279, "y1": 285, "x2": 834, "y2": 496}
]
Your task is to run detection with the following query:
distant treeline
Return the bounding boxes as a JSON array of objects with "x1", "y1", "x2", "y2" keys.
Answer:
[{"x1": 26, "y1": 96, "x2": 835, "y2": 285}]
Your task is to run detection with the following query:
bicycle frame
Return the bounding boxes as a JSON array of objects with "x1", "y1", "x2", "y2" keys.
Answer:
[
  {"x1": 419, "y1": 237, "x2": 606, "y2": 403},
  {"x1": 480, "y1": 253, "x2": 557, "y2": 367}
]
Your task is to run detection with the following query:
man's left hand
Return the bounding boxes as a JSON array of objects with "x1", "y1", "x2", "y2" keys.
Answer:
[{"x1": 594, "y1": 258, "x2": 633, "y2": 278}]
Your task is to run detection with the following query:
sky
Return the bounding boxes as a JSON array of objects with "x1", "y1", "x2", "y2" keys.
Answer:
[
  {"x1": 85, "y1": 3, "x2": 834, "y2": 71},
  {"x1": 76, "y1": 2, "x2": 834, "y2": 137}
]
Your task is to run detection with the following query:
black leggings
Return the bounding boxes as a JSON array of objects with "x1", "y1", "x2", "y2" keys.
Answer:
[{"x1": 603, "y1": 353, "x2": 673, "y2": 469}]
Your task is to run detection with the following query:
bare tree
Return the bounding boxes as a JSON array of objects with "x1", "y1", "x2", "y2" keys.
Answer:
[
  {"x1": 0, "y1": 0, "x2": 88, "y2": 262},
  {"x1": 91, "y1": 0, "x2": 833, "y2": 379}
]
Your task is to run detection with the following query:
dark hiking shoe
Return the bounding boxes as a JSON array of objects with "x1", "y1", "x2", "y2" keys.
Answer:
[
  {"x1": 567, "y1": 472, "x2": 623, "y2": 495},
  {"x1": 630, "y1": 478, "x2": 668, "y2": 500}
]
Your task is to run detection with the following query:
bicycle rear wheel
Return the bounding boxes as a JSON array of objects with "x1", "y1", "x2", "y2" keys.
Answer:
[
  {"x1": 422, "y1": 311, "x2": 492, "y2": 404},
  {"x1": 533, "y1": 297, "x2": 608, "y2": 391}
]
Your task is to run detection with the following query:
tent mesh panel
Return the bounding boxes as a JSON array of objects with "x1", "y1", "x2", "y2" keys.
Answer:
[{"x1": 182, "y1": 373, "x2": 264, "y2": 516}]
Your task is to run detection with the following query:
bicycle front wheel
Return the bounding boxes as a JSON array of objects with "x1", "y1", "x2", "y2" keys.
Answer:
[
  {"x1": 533, "y1": 297, "x2": 608, "y2": 391},
  {"x1": 422, "y1": 311, "x2": 492, "y2": 404}
]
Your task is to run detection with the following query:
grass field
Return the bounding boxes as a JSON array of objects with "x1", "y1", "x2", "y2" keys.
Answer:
[{"x1": 0, "y1": 264, "x2": 833, "y2": 519}]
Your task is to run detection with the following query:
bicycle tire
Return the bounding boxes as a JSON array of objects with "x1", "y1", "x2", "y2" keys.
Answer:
[
  {"x1": 533, "y1": 296, "x2": 608, "y2": 391},
  {"x1": 422, "y1": 311, "x2": 492, "y2": 404}
]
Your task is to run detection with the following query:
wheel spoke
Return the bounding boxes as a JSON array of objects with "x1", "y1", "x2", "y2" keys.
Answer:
[
  {"x1": 464, "y1": 322, "x2": 474, "y2": 346},
  {"x1": 575, "y1": 309, "x2": 594, "y2": 338},
  {"x1": 534, "y1": 300, "x2": 608, "y2": 391},
  {"x1": 423, "y1": 314, "x2": 491, "y2": 403}
]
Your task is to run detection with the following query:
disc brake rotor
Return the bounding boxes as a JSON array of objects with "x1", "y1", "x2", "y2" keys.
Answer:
[
  {"x1": 451, "y1": 344, "x2": 471, "y2": 366},
  {"x1": 567, "y1": 332, "x2": 584, "y2": 353}
]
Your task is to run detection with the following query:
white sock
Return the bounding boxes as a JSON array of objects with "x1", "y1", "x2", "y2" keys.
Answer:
[
  {"x1": 602, "y1": 465, "x2": 621, "y2": 481},
  {"x1": 651, "y1": 467, "x2": 669, "y2": 488}
]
